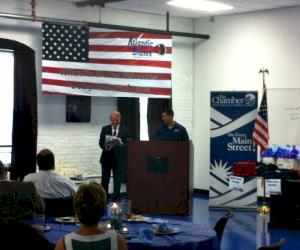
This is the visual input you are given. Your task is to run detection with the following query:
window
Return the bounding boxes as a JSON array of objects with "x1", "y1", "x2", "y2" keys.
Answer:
[
  {"x1": 139, "y1": 97, "x2": 149, "y2": 141},
  {"x1": 0, "y1": 50, "x2": 14, "y2": 164}
]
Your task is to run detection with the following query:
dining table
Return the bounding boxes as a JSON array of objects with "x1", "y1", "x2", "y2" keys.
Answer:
[{"x1": 43, "y1": 215, "x2": 220, "y2": 250}]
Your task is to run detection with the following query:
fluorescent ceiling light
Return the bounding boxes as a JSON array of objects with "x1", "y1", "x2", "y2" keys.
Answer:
[{"x1": 167, "y1": 0, "x2": 233, "y2": 12}]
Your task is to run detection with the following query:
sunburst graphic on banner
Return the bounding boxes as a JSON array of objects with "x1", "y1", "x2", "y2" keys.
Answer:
[
  {"x1": 210, "y1": 160, "x2": 233, "y2": 198},
  {"x1": 210, "y1": 160, "x2": 232, "y2": 182}
]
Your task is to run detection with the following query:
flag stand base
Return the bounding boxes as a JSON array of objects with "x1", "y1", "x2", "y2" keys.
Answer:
[
  {"x1": 257, "y1": 202, "x2": 270, "y2": 215},
  {"x1": 257, "y1": 177, "x2": 270, "y2": 215}
]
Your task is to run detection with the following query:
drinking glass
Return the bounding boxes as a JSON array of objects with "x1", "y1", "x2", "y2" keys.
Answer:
[
  {"x1": 121, "y1": 199, "x2": 132, "y2": 218},
  {"x1": 33, "y1": 213, "x2": 45, "y2": 227}
]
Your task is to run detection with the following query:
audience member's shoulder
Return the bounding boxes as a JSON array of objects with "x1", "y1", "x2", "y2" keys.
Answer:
[
  {"x1": 23, "y1": 172, "x2": 37, "y2": 181},
  {"x1": 55, "y1": 173, "x2": 77, "y2": 188},
  {"x1": 0, "y1": 220, "x2": 54, "y2": 250}
]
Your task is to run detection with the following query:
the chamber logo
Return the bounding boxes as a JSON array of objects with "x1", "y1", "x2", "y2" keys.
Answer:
[
  {"x1": 244, "y1": 93, "x2": 256, "y2": 105},
  {"x1": 212, "y1": 93, "x2": 256, "y2": 106}
]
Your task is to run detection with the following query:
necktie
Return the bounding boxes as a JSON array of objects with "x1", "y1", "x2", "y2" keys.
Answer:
[{"x1": 113, "y1": 127, "x2": 117, "y2": 136}]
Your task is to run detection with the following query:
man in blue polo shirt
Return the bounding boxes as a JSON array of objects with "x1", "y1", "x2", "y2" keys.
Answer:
[{"x1": 156, "y1": 109, "x2": 189, "y2": 141}]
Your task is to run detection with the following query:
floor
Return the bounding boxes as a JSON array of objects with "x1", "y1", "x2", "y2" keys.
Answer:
[
  {"x1": 109, "y1": 182, "x2": 300, "y2": 249},
  {"x1": 157, "y1": 193, "x2": 300, "y2": 250}
]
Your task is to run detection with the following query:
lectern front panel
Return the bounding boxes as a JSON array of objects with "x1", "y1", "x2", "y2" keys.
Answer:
[{"x1": 127, "y1": 140, "x2": 192, "y2": 215}]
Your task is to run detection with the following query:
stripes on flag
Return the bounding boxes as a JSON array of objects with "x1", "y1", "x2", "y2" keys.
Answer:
[
  {"x1": 41, "y1": 23, "x2": 172, "y2": 98},
  {"x1": 252, "y1": 83, "x2": 269, "y2": 152}
]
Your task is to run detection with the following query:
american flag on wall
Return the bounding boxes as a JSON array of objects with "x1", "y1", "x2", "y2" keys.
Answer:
[
  {"x1": 41, "y1": 22, "x2": 172, "y2": 98},
  {"x1": 252, "y1": 83, "x2": 269, "y2": 152}
]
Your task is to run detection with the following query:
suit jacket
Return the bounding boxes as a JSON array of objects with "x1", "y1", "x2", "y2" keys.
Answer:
[{"x1": 99, "y1": 124, "x2": 128, "y2": 166}]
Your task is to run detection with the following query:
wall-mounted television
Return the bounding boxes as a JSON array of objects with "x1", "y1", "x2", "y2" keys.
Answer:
[{"x1": 66, "y1": 96, "x2": 91, "y2": 123}]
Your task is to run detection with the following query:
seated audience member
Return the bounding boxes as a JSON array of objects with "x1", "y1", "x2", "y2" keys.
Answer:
[
  {"x1": 0, "y1": 169, "x2": 53, "y2": 250},
  {"x1": 0, "y1": 219, "x2": 54, "y2": 250},
  {"x1": 0, "y1": 179, "x2": 44, "y2": 222},
  {"x1": 23, "y1": 149, "x2": 77, "y2": 199},
  {"x1": 55, "y1": 182, "x2": 127, "y2": 250},
  {"x1": 0, "y1": 160, "x2": 8, "y2": 181}
]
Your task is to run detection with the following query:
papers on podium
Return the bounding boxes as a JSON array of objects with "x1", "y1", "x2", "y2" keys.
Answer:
[{"x1": 105, "y1": 135, "x2": 123, "y2": 151}]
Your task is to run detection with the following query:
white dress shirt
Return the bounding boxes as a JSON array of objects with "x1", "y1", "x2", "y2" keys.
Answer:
[
  {"x1": 112, "y1": 125, "x2": 120, "y2": 136},
  {"x1": 23, "y1": 170, "x2": 78, "y2": 199}
]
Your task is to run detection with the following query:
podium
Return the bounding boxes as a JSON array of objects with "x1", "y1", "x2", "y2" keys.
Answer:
[{"x1": 127, "y1": 140, "x2": 193, "y2": 215}]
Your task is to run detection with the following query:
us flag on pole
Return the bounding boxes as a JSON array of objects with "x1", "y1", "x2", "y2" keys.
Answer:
[
  {"x1": 41, "y1": 22, "x2": 172, "y2": 98},
  {"x1": 252, "y1": 83, "x2": 269, "y2": 152}
]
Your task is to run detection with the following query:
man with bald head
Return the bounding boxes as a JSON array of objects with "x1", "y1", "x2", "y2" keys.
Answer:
[
  {"x1": 99, "y1": 111, "x2": 128, "y2": 201},
  {"x1": 23, "y1": 148, "x2": 77, "y2": 199}
]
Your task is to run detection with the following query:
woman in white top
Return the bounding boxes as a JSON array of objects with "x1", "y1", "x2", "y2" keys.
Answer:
[{"x1": 55, "y1": 182, "x2": 127, "y2": 250}]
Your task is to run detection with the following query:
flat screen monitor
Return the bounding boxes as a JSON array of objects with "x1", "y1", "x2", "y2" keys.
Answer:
[{"x1": 66, "y1": 96, "x2": 91, "y2": 123}]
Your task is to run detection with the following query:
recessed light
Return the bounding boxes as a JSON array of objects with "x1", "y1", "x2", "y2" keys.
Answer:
[{"x1": 167, "y1": 0, "x2": 234, "y2": 12}]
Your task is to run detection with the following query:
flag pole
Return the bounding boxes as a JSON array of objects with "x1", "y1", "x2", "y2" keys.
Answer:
[
  {"x1": 258, "y1": 67, "x2": 269, "y2": 159},
  {"x1": 257, "y1": 67, "x2": 270, "y2": 216}
]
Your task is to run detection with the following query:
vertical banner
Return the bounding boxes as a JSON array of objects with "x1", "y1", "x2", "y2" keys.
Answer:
[{"x1": 210, "y1": 91, "x2": 258, "y2": 209}]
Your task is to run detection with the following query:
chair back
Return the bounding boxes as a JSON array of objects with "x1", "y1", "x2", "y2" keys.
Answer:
[
  {"x1": 43, "y1": 197, "x2": 74, "y2": 217},
  {"x1": 213, "y1": 210, "x2": 234, "y2": 242},
  {"x1": 258, "y1": 238, "x2": 285, "y2": 250},
  {"x1": 0, "y1": 181, "x2": 44, "y2": 220}
]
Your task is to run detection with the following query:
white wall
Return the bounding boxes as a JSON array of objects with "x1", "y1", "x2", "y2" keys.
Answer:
[
  {"x1": 0, "y1": 0, "x2": 195, "y2": 177},
  {"x1": 6, "y1": 1, "x2": 299, "y2": 189},
  {"x1": 194, "y1": 6, "x2": 300, "y2": 189}
]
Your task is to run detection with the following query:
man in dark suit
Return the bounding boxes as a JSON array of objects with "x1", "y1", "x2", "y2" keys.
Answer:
[{"x1": 99, "y1": 111, "x2": 128, "y2": 201}]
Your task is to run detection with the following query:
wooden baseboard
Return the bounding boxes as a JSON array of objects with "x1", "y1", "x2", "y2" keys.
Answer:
[{"x1": 193, "y1": 188, "x2": 209, "y2": 194}]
